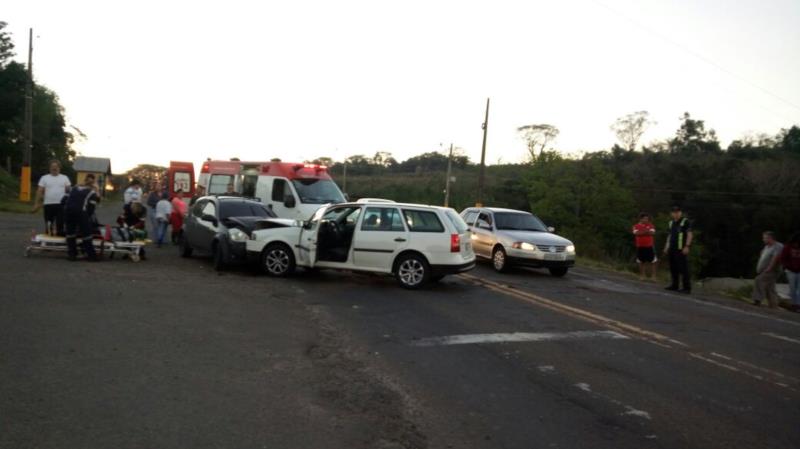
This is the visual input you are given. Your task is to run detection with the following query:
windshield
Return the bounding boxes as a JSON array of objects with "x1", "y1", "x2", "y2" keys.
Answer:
[
  {"x1": 494, "y1": 212, "x2": 548, "y2": 232},
  {"x1": 219, "y1": 201, "x2": 275, "y2": 219},
  {"x1": 291, "y1": 179, "x2": 345, "y2": 204}
]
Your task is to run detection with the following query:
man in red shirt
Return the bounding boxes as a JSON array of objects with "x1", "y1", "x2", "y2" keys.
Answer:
[{"x1": 633, "y1": 213, "x2": 657, "y2": 281}]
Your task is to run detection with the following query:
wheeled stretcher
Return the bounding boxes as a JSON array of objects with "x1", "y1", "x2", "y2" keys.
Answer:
[{"x1": 25, "y1": 225, "x2": 147, "y2": 262}]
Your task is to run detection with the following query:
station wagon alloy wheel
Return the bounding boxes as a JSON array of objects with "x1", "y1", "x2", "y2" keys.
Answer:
[{"x1": 398, "y1": 257, "x2": 426, "y2": 288}]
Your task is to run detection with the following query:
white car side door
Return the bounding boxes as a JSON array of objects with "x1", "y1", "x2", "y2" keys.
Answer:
[
  {"x1": 352, "y1": 206, "x2": 409, "y2": 271},
  {"x1": 297, "y1": 205, "x2": 327, "y2": 267}
]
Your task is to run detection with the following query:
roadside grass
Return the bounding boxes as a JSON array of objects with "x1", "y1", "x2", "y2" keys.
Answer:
[{"x1": 0, "y1": 198, "x2": 35, "y2": 214}]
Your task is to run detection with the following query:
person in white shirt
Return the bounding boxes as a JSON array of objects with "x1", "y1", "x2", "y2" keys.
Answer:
[
  {"x1": 154, "y1": 193, "x2": 173, "y2": 247},
  {"x1": 123, "y1": 180, "x2": 143, "y2": 206},
  {"x1": 32, "y1": 160, "x2": 71, "y2": 236}
]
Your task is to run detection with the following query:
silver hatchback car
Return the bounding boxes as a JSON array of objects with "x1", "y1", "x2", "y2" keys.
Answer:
[{"x1": 460, "y1": 207, "x2": 576, "y2": 276}]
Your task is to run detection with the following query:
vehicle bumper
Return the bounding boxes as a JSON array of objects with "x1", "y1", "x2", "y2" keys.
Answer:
[
  {"x1": 507, "y1": 255, "x2": 575, "y2": 268},
  {"x1": 431, "y1": 260, "x2": 477, "y2": 276},
  {"x1": 222, "y1": 239, "x2": 249, "y2": 265}
]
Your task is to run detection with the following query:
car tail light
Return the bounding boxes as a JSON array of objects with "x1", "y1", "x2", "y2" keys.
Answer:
[{"x1": 450, "y1": 234, "x2": 460, "y2": 253}]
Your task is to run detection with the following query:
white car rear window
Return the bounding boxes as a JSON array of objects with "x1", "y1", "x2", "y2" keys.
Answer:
[
  {"x1": 444, "y1": 209, "x2": 468, "y2": 233},
  {"x1": 402, "y1": 210, "x2": 444, "y2": 233}
]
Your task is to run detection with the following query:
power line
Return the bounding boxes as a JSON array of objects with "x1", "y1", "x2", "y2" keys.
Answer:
[{"x1": 590, "y1": 0, "x2": 800, "y2": 121}]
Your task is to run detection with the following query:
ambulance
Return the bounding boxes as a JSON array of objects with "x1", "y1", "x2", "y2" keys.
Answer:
[
  {"x1": 197, "y1": 160, "x2": 265, "y2": 196},
  {"x1": 166, "y1": 161, "x2": 196, "y2": 204},
  {"x1": 254, "y1": 162, "x2": 346, "y2": 220}
]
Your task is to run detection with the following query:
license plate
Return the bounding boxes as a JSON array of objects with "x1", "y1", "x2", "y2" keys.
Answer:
[
  {"x1": 463, "y1": 242, "x2": 472, "y2": 252},
  {"x1": 544, "y1": 253, "x2": 565, "y2": 261}
]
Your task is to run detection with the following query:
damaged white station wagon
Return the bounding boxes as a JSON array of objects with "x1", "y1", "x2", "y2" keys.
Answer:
[{"x1": 246, "y1": 202, "x2": 476, "y2": 289}]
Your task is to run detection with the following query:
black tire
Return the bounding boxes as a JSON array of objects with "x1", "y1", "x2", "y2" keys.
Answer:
[
  {"x1": 261, "y1": 243, "x2": 296, "y2": 277},
  {"x1": 212, "y1": 242, "x2": 225, "y2": 271},
  {"x1": 492, "y1": 246, "x2": 509, "y2": 273},
  {"x1": 394, "y1": 253, "x2": 430, "y2": 289},
  {"x1": 179, "y1": 235, "x2": 193, "y2": 258},
  {"x1": 549, "y1": 267, "x2": 568, "y2": 277}
]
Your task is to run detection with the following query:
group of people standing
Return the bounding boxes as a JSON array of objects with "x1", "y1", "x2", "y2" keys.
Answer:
[
  {"x1": 124, "y1": 181, "x2": 188, "y2": 247},
  {"x1": 631, "y1": 205, "x2": 800, "y2": 311}
]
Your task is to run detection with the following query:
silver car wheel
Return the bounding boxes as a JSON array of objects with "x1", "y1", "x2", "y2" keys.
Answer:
[
  {"x1": 398, "y1": 259, "x2": 425, "y2": 286},
  {"x1": 265, "y1": 248, "x2": 290, "y2": 275},
  {"x1": 493, "y1": 249, "x2": 506, "y2": 270}
]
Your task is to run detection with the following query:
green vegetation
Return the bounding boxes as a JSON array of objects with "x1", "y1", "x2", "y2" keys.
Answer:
[
  {"x1": 316, "y1": 114, "x2": 800, "y2": 280},
  {"x1": 0, "y1": 22, "x2": 77, "y2": 183}
]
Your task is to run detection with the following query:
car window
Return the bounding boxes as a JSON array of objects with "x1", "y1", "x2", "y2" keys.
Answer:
[
  {"x1": 362, "y1": 207, "x2": 405, "y2": 232},
  {"x1": 192, "y1": 200, "x2": 207, "y2": 217},
  {"x1": 219, "y1": 201, "x2": 275, "y2": 219},
  {"x1": 403, "y1": 209, "x2": 445, "y2": 233},
  {"x1": 291, "y1": 179, "x2": 345, "y2": 204},
  {"x1": 272, "y1": 178, "x2": 288, "y2": 202},
  {"x1": 208, "y1": 174, "x2": 234, "y2": 195},
  {"x1": 444, "y1": 209, "x2": 469, "y2": 233},
  {"x1": 200, "y1": 201, "x2": 216, "y2": 218},
  {"x1": 478, "y1": 212, "x2": 493, "y2": 226},
  {"x1": 323, "y1": 206, "x2": 361, "y2": 225}
]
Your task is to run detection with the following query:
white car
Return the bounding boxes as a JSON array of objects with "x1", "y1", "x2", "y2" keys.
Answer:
[{"x1": 246, "y1": 202, "x2": 476, "y2": 288}]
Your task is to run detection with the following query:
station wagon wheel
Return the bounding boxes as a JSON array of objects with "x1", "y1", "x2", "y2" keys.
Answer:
[
  {"x1": 262, "y1": 243, "x2": 296, "y2": 277},
  {"x1": 492, "y1": 246, "x2": 509, "y2": 273},
  {"x1": 395, "y1": 254, "x2": 430, "y2": 289}
]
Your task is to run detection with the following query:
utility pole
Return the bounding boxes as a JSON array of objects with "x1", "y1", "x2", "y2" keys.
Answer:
[
  {"x1": 19, "y1": 28, "x2": 33, "y2": 202},
  {"x1": 444, "y1": 143, "x2": 453, "y2": 207},
  {"x1": 342, "y1": 156, "x2": 348, "y2": 195},
  {"x1": 476, "y1": 97, "x2": 489, "y2": 207}
]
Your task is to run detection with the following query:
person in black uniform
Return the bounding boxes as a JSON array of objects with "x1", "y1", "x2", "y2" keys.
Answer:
[
  {"x1": 663, "y1": 205, "x2": 693, "y2": 293},
  {"x1": 64, "y1": 174, "x2": 102, "y2": 261}
]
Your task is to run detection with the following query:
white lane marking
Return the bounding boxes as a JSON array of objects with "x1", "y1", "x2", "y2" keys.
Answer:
[
  {"x1": 623, "y1": 406, "x2": 652, "y2": 420},
  {"x1": 572, "y1": 383, "x2": 652, "y2": 421},
  {"x1": 762, "y1": 332, "x2": 800, "y2": 345},
  {"x1": 412, "y1": 330, "x2": 629, "y2": 347},
  {"x1": 537, "y1": 365, "x2": 556, "y2": 373}
]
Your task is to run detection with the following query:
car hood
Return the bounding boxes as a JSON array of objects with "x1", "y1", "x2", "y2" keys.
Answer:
[
  {"x1": 497, "y1": 230, "x2": 573, "y2": 246},
  {"x1": 224, "y1": 216, "x2": 292, "y2": 233}
]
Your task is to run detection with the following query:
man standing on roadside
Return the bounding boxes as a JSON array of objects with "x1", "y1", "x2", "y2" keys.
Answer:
[
  {"x1": 633, "y1": 213, "x2": 657, "y2": 281},
  {"x1": 664, "y1": 205, "x2": 693, "y2": 293},
  {"x1": 145, "y1": 182, "x2": 162, "y2": 235},
  {"x1": 31, "y1": 160, "x2": 71, "y2": 236},
  {"x1": 64, "y1": 174, "x2": 101, "y2": 261},
  {"x1": 123, "y1": 180, "x2": 143, "y2": 208},
  {"x1": 753, "y1": 231, "x2": 784, "y2": 309}
]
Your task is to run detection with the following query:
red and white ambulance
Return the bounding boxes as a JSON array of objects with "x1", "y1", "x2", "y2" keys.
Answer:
[
  {"x1": 167, "y1": 161, "x2": 195, "y2": 204},
  {"x1": 254, "y1": 162, "x2": 346, "y2": 220}
]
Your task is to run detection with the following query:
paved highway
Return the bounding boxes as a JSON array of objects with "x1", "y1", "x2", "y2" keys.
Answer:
[{"x1": 1, "y1": 206, "x2": 798, "y2": 449}]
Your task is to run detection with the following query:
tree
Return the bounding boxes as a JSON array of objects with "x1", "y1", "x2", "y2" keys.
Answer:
[
  {"x1": 668, "y1": 112, "x2": 721, "y2": 154},
  {"x1": 779, "y1": 126, "x2": 800, "y2": 154},
  {"x1": 0, "y1": 22, "x2": 14, "y2": 66},
  {"x1": 610, "y1": 111, "x2": 654, "y2": 151},
  {"x1": 517, "y1": 124, "x2": 559, "y2": 160},
  {"x1": 309, "y1": 156, "x2": 333, "y2": 167},
  {"x1": 123, "y1": 164, "x2": 167, "y2": 189}
]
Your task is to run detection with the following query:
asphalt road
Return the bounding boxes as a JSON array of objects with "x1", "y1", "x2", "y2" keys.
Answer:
[{"x1": 2, "y1": 204, "x2": 799, "y2": 449}]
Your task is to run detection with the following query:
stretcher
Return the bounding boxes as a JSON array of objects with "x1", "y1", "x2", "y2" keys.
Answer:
[{"x1": 25, "y1": 226, "x2": 147, "y2": 262}]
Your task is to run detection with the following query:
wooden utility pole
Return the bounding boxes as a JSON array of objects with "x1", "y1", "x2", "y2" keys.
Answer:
[
  {"x1": 342, "y1": 157, "x2": 348, "y2": 194},
  {"x1": 19, "y1": 28, "x2": 33, "y2": 201},
  {"x1": 444, "y1": 143, "x2": 453, "y2": 207},
  {"x1": 476, "y1": 98, "x2": 489, "y2": 207}
]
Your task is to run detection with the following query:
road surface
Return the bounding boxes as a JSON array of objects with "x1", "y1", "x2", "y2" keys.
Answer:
[{"x1": 1, "y1": 205, "x2": 798, "y2": 449}]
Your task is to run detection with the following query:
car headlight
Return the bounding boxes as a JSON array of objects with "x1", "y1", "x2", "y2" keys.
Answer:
[
  {"x1": 228, "y1": 228, "x2": 248, "y2": 242},
  {"x1": 512, "y1": 242, "x2": 537, "y2": 251},
  {"x1": 566, "y1": 245, "x2": 575, "y2": 253}
]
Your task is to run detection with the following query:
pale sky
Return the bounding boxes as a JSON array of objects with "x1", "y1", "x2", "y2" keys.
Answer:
[{"x1": 4, "y1": 0, "x2": 800, "y2": 172}]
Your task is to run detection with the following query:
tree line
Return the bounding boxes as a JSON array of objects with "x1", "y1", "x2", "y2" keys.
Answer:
[
  {"x1": 0, "y1": 22, "x2": 76, "y2": 183},
  {"x1": 311, "y1": 115, "x2": 800, "y2": 279}
]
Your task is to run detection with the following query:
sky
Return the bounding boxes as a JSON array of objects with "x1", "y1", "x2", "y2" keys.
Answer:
[{"x1": 4, "y1": 0, "x2": 800, "y2": 172}]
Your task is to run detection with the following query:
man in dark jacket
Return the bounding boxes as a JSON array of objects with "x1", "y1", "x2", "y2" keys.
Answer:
[
  {"x1": 64, "y1": 174, "x2": 101, "y2": 261},
  {"x1": 663, "y1": 205, "x2": 693, "y2": 293}
]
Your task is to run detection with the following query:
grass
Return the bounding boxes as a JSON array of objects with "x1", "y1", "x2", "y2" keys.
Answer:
[{"x1": 0, "y1": 198, "x2": 35, "y2": 214}]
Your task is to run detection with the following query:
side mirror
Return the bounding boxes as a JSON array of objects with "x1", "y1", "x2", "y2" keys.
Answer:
[
  {"x1": 201, "y1": 214, "x2": 218, "y2": 226},
  {"x1": 547, "y1": 226, "x2": 555, "y2": 233},
  {"x1": 284, "y1": 194, "x2": 296, "y2": 208}
]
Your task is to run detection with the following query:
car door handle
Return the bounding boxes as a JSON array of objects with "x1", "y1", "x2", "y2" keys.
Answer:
[{"x1": 394, "y1": 238, "x2": 406, "y2": 242}]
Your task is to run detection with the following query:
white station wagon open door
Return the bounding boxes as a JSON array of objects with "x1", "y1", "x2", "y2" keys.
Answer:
[{"x1": 297, "y1": 205, "x2": 327, "y2": 267}]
